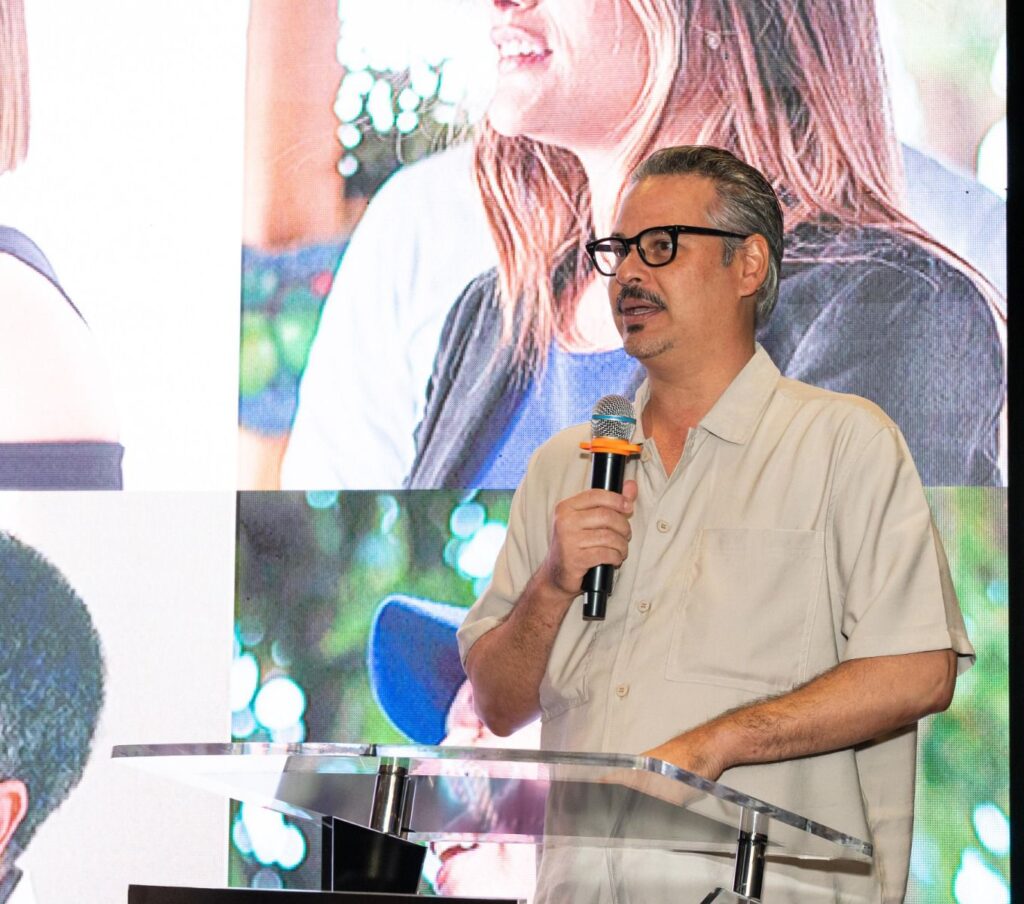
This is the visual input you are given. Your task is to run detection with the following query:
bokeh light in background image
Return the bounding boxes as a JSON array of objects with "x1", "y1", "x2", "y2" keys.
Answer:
[
  {"x1": 229, "y1": 490, "x2": 1007, "y2": 900},
  {"x1": 881, "y1": 0, "x2": 1005, "y2": 193},
  {"x1": 975, "y1": 32, "x2": 1007, "y2": 197},
  {"x1": 333, "y1": 0, "x2": 492, "y2": 193},
  {"x1": 240, "y1": 0, "x2": 492, "y2": 444}
]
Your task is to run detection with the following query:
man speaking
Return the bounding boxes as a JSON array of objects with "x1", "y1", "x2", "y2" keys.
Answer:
[{"x1": 456, "y1": 146, "x2": 974, "y2": 902}]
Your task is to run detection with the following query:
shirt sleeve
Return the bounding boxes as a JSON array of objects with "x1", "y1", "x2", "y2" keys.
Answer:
[
  {"x1": 281, "y1": 145, "x2": 498, "y2": 490},
  {"x1": 457, "y1": 478, "x2": 533, "y2": 665},
  {"x1": 281, "y1": 180, "x2": 424, "y2": 489},
  {"x1": 456, "y1": 436, "x2": 567, "y2": 664},
  {"x1": 827, "y1": 424, "x2": 975, "y2": 672}
]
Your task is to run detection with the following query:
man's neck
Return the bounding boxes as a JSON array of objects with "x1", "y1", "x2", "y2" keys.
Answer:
[{"x1": 641, "y1": 341, "x2": 756, "y2": 473}]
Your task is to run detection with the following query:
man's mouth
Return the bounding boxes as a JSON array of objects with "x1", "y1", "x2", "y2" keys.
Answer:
[{"x1": 617, "y1": 288, "x2": 667, "y2": 321}]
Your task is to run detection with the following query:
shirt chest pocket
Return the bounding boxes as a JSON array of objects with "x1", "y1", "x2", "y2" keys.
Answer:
[{"x1": 665, "y1": 528, "x2": 824, "y2": 695}]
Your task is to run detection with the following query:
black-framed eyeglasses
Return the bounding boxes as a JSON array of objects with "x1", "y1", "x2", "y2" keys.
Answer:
[{"x1": 585, "y1": 224, "x2": 751, "y2": 277}]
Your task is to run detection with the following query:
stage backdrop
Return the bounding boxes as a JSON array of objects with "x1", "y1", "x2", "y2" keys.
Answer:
[
  {"x1": 237, "y1": 0, "x2": 1006, "y2": 491},
  {"x1": 231, "y1": 489, "x2": 1008, "y2": 903},
  {"x1": 0, "y1": 1, "x2": 247, "y2": 489}
]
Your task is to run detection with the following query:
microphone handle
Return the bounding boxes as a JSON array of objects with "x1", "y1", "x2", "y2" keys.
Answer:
[{"x1": 582, "y1": 450, "x2": 627, "y2": 620}]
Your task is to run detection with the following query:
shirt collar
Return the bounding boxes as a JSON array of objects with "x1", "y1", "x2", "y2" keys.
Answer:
[{"x1": 631, "y1": 343, "x2": 780, "y2": 446}]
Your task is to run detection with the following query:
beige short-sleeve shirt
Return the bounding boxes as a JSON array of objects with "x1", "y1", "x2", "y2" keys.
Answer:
[{"x1": 458, "y1": 345, "x2": 974, "y2": 903}]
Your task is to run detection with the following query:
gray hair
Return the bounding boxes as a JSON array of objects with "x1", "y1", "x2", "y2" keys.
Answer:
[{"x1": 631, "y1": 146, "x2": 784, "y2": 323}]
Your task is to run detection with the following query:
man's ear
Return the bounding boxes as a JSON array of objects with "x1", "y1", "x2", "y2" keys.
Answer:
[
  {"x1": 737, "y1": 233, "x2": 770, "y2": 300},
  {"x1": 0, "y1": 780, "x2": 29, "y2": 859}
]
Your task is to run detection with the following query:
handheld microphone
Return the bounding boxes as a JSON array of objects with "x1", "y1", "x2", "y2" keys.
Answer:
[{"x1": 579, "y1": 396, "x2": 642, "y2": 621}]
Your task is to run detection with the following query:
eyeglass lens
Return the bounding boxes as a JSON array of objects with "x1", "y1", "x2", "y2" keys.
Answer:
[{"x1": 591, "y1": 228, "x2": 676, "y2": 275}]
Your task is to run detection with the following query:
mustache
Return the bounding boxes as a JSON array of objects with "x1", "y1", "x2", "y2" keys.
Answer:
[{"x1": 616, "y1": 285, "x2": 667, "y2": 312}]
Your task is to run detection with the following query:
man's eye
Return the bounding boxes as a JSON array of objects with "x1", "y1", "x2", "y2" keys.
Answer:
[
  {"x1": 644, "y1": 238, "x2": 673, "y2": 256},
  {"x1": 597, "y1": 242, "x2": 626, "y2": 259}
]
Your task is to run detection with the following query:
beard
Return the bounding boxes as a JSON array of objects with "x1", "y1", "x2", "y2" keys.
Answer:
[
  {"x1": 618, "y1": 285, "x2": 672, "y2": 360},
  {"x1": 623, "y1": 329, "x2": 675, "y2": 360}
]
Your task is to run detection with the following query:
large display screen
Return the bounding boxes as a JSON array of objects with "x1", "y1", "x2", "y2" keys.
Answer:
[
  {"x1": 0, "y1": 1, "x2": 1008, "y2": 902},
  {"x1": 232, "y1": 489, "x2": 1008, "y2": 902},
  {"x1": 238, "y1": 0, "x2": 1007, "y2": 493},
  {"x1": 230, "y1": 1, "x2": 1009, "y2": 902}
]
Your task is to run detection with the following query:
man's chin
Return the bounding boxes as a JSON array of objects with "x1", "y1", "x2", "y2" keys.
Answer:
[{"x1": 624, "y1": 334, "x2": 673, "y2": 361}]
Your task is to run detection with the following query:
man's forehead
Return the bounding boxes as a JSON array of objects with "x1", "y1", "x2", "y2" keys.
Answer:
[{"x1": 613, "y1": 173, "x2": 718, "y2": 234}]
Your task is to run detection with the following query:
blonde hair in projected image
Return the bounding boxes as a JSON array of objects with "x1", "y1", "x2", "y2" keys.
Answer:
[
  {"x1": 0, "y1": 0, "x2": 29, "y2": 174},
  {"x1": 473, "y1": 0, "x2": 1005, "y2": 370}
]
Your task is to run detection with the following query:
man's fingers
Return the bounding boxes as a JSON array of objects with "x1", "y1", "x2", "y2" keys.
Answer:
[
  {"x1": 575, "y1": 527, "x2": 630, "y2": 556},
  {"x1": 561, "y1": 487, "x2": 635, "y2": 514},
  {"x1": 560, "y1": 507, "x2": 632, "y2": 538}
]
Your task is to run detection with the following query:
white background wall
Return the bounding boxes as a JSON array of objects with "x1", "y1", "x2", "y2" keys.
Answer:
[
  {"x1": 0, "y1": 2, "x2": 248, "y2": 490},
  {"x1": 0, "y1": 492, "x2": 236, "y2": 904}
]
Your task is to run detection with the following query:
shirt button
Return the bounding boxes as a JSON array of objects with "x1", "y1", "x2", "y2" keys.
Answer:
[
  {"x1": 657, "y1": 519, "x2": 671, "y2": 533},
  {"x1": 616, "y1": 684, "x2": 629, "y2": 698},
  {"x1": 640, "y1": 446, "x2": 652, "y2": 462},
  {"x1": 637, "y1": 600, "x2": 651, "y2": 613}
]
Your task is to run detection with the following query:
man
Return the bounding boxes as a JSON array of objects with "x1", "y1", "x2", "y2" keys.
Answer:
[
  {"x1": 456, "y1": 147, "x2": 974, "y2": 902},
  {"x1": 0, "y1": 532, "x2": 105, "y2": 904}
]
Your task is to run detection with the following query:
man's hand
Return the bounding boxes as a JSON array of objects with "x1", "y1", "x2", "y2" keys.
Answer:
[
  {"x1": 538, "y1": 480, "x2": 638, "y2": 598},
  {"x1": 466, "y1": 479, "x2": 638, "y2": 737},
  {"x1": 642, "y1": 650, "x2": 956, "y2": 786},
  {"x1": 644, "y1": 726, "x2": 725, "y2": 783}
]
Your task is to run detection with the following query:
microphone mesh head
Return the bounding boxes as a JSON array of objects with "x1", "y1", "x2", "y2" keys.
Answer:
[{"x1": 591, "y1": 395, "x2": 636, "y2": 440}]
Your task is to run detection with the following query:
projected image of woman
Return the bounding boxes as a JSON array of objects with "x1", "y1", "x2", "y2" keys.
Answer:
[
  {"x1": 401, "y1": 0, "x2": 1004, "y2": 489},
  {"x1": 0, "y1": 0, "x2": 122, "y2": 489}
]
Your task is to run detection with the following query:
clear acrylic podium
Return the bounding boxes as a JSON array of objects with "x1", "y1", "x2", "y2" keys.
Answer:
[{"x1": 114, "y1": 742, "x2": 872, "y2": 903}]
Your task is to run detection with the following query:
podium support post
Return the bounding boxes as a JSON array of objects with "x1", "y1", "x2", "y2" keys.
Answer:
[
  {"x1": 321, "y1": 760, "x2": 424, "y2": 894},
  {"x1": 732, "y1": 807, "x2": 770, "y2": 901}
]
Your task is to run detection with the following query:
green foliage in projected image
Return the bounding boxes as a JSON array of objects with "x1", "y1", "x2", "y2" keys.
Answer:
[
  {"x1": 231, "y1": 490, "x2": 513, "y2": 889},
  {"x1": 235, "y1": 491, "x2": 511, "y2": 746},
  {"x1": 908, "y1": 489, "x2": 1008, "y2": 903}
]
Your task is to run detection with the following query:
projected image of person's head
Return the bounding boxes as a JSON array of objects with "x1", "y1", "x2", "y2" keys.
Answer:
[
  {"x1": 0, "y1": 0, "x2": 122, "y2": 491},
  {"x1": 285, "y1": 0, "x2": 1005, "y2": 493},
  {"x1": 0, "y1": 532, "x2": 105, "y2": 903},
  {"x1": 484, "y1": 0, "x2": 649, "y2": 151},
  {"x1": 427, "y1": 0, "x2": 1002, "y2": 486}
]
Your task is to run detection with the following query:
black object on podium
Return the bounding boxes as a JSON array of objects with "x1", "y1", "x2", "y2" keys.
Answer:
[{"x1": 322, "y1": 817, "x2": 425, "y2": 894}]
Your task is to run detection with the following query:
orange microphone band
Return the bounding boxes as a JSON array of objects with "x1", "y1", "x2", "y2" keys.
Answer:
[{"x1": 579, "y1": 437, "x2": 643, "y2": 455}]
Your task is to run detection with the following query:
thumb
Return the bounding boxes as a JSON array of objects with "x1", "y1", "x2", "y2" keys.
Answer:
[{"x1": 622, "y1": 479, "x2": 638, "y2": 503}]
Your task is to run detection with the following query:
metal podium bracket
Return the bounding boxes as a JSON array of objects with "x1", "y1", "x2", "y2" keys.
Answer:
[
  {"x1": 369, "y1": 760, "x2": 414, "y2": 836},
  {"x1": 732, "y1": 807, "x2": 770, "y2": 902},
  {"x1": 321, "y1": 760, "x2": 424, "y2": 894}
]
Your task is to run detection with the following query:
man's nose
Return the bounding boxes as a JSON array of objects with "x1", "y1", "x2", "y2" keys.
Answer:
[{"x1": 614, "y1": 247, "x2": 648, "y2": 286}]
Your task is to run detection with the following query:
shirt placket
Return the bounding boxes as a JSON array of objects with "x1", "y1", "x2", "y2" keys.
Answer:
[{"x1": 599, "y1": 428, "x2": 711, "y2": 751}]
